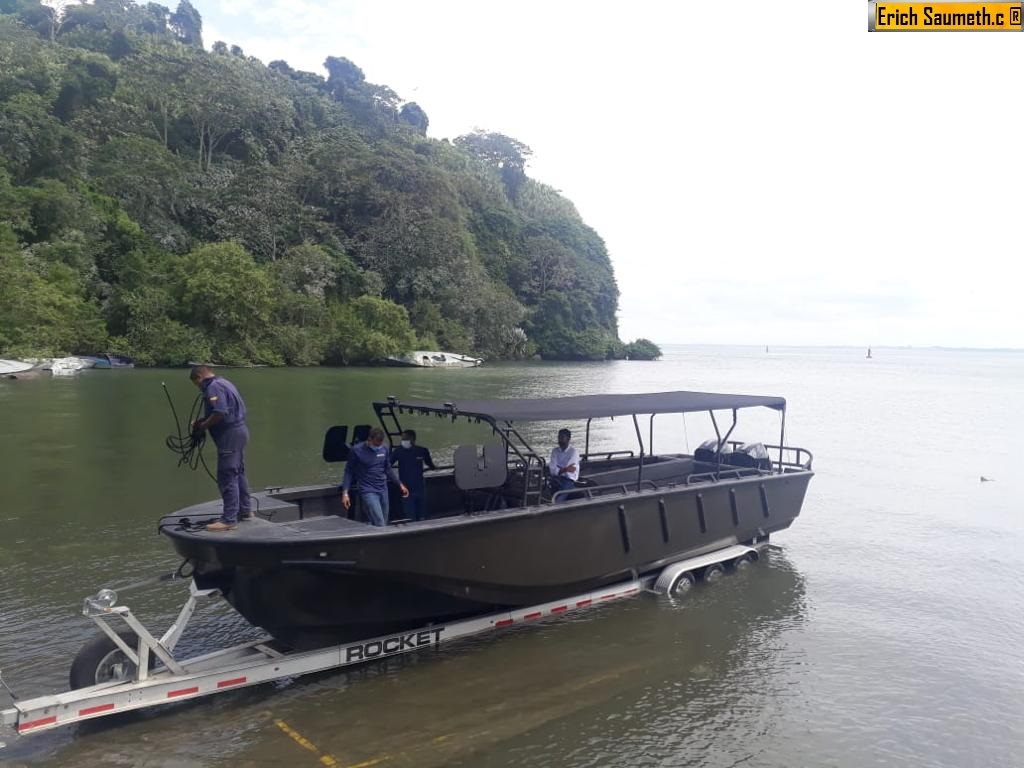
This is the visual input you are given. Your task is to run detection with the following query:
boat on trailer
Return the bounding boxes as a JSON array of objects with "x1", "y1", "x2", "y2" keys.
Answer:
[
  {"x1": 0, "y1": 389, "x2": 813, "y2": 739},
  {"x1": 158, "y1": 390, "x2": 814, "y2": 651}
]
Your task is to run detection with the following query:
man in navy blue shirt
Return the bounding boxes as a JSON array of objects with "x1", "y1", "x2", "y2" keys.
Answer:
[
  {"x1": 189, "y1": 365, "x2": 251, "y2": 532},
  {"x1": 341, "y1": 427, "x2": 409, "y2": 526},
  {"x1": 390, "y1": 429, "x2": 436, "y2": 521}
]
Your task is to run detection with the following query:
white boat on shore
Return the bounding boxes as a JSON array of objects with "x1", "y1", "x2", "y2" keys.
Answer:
[
  {"x1": 50, "y1": 357, "x2": 90, "y2": 376},
  {"x1": 385, "y1": 350, "x2": 483, "y2": 368},
  {"x1": 0, "y1": 359, "x2": 34, "y2": 376}
]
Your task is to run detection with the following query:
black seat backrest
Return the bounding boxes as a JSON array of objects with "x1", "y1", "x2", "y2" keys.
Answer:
[{"x1": 322, "y1": 426, "x2": 350, "y2": 462}]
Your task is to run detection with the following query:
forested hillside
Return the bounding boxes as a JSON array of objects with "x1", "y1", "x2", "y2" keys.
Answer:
[{"x1": 0, "y1": 0, "x2": 659, "y2": 365}]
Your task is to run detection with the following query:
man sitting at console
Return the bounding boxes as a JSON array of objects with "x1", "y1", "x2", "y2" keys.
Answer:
[{"x1": 549, "y1": 428, "x2": 579, "y2": 497}]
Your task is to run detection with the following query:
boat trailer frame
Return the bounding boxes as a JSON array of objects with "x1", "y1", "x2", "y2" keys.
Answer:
[{"x1": 0, "y1": 543, "x2": 760, "y2": 741}]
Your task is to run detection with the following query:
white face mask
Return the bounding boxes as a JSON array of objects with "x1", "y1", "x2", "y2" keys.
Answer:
[{"x1": 400, "y1": 440, "x2": 412, "y2": 449}]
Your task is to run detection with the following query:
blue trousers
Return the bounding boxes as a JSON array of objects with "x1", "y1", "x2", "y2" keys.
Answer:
[
  {"x1": 402, "y1": 493, "x2": 427, "y2": 521},
  {"x1": 214, "y1": 425, "x2": 250, "y2": 524},
  {"x1": 360, "y1": 491, "x2": 389, "y2": 526},
  {"x1": 551, "y1": 474, "x2": 575, "y2": 502}
]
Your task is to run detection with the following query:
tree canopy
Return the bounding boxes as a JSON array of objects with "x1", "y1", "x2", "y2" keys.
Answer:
[{"x1": 0, "y1": 1, "x2": 655, "y2": 365}]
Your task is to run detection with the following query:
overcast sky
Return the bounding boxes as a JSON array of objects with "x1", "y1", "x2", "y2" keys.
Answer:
[{"x1": 197, "y1": 1, "x2": 1021, "y2": 349}]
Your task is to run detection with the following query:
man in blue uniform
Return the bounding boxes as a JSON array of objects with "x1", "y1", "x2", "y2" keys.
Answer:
[
  {"x1": 189, "y1": 365, "x2": 251, "y2": 532},
  {"x1": 390, "y1": 429, "x2": 436, "y2": 521},
  {"x1": 341, "y1": 427, "x2": 409, "y2": 526}
]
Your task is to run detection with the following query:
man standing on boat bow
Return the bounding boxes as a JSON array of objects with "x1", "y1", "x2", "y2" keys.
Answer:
[
  {"x1": 189, "y1": 365, "x2": 251, "y2": 532},
  {"x1": 341, "y1": 427, "x2": 409, "y2": 526}
]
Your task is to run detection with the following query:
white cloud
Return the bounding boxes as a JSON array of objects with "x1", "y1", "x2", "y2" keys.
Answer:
[{"x1": 198, "y1": 0, "x2": 1023, "y2": 348}]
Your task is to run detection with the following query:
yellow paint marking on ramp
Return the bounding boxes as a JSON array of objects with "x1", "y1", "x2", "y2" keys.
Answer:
[
  {"x1": 275, "y1": 718, "x2": 343, "y2": 766},
  {"x1": 346, "y1": 758, "x2": 390, "y2": 768}
]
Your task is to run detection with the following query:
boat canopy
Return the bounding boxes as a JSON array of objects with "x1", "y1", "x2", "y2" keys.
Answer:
[{"x1": 379, "y1": 390, "x2": 786, "y2": 424}]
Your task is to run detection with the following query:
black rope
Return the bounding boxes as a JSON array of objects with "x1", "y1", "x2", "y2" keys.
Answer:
[{"x1": 162, "y1": 382, "x2": 217, "y2": 483}]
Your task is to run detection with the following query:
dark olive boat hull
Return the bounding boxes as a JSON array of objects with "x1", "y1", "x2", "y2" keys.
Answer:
[{"x1": 160, "y1": 470, "x2": 812, "y2": 650}]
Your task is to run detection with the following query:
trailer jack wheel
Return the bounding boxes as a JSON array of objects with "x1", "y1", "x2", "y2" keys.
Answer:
[{"x1": 69, "y1": 632, "x2": 154, "y2": 690}]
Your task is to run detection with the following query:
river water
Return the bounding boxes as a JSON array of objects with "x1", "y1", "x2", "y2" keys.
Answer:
[{"x1": 1, "y1": 346, "x2": 1022, "y2": 767}]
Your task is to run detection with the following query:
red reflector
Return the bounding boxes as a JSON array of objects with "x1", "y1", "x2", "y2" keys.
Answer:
[
  {"x1": 551, "y1": 605, "x2": 568, "y2": 613},
  {"x1": 18, "y1": 716, "x2": 57, "y2": 732},
  {"x1": 217, "y1": 677, "x2": 247, "y2": 689},
  {"x1": 167, "y1": 686, "x2": 199, "y2": 698},
  {"x1": 495, "y1": 619, "x2": 514, "y2": 627},
  {"x1": 600, "y1": 594, "x2": 617, "y2": 600},
  {"x1": 576, "y1": 599, "x2": 592, "y2": 607},
  {"x1": 79, "y1": 703, "x2": 115, "y2": 717},
  {"x1": 524, "y1": 612, "x2": 542, "y2": 620}
]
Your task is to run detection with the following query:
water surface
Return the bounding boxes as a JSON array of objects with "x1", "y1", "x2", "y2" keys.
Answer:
[{"x1": 1, "y1": 346, "x2": 1022, "y2": 767}]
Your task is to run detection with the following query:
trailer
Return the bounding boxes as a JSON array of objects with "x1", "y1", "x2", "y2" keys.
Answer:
[{"x1": 0, "y1": 543, "x2": 761, "y2": 742}]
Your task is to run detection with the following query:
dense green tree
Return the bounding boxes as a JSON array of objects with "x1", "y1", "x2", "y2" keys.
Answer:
[
  {"x1": 168, "y1": 0, "x2": 200, "y2": 46},
  {"x1": 624, "y1": 338, "x2": 662, "y2": 360},
  {"x1": 0, "y1": 2, "x2": 638, "y2": 364},
  {"x1": 398, "y1": 102, "x2": 428, "y2": 134},
  {"x1": 327, "y1": 295, "x2": 416, "y2": 364},
  {"x1": 172, "y1": 241, "x2": 276, "y2": 362}
]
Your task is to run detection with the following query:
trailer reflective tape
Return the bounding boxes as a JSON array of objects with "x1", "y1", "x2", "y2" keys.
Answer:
[
  {"x1": 576, "y1": 599, "x2": 592, "y2": 607},
  {"x1": 216, "y1": 676, "x2": 246, "y2": 688},
  {"x1": 79, "y1": 703, "x2": 115, "y2": 717},
  {"x1": 494, "y1": 618, "x2": 514, "y2": 627},
  {"x1": 524, "y1": 612, "x2": 542, "y2": 620},
  {"x1": 167, "y1": 686, "x2": 199, "y2": 698},
  {"x1": 18, "y1": 715, "x2": 57, "y2": 732},
  {"x1": 551, "y1": 605, "x2": 568, "y2": 613}
]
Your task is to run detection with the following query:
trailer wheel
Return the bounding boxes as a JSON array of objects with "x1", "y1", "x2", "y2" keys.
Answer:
[
  {"x1": 732, "y1": 554, "x2": 755, "y2": 571},
  {"x1": 702, "y1": 564, "x2": 725, "y2": 583},
  {"x1": 670, "y1": 571, "x2": 696, "y2": 596},
  {"x1": 70, "y1": 632, "x2": 153, "y2": 690}
]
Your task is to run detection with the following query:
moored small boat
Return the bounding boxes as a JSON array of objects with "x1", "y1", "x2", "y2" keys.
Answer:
[
  {"x1": 0, "y1": 359, "x2": 34, "y2": 376},
  {"x1": 385, "y1": 350, "x2": 483, "y2": 368}
]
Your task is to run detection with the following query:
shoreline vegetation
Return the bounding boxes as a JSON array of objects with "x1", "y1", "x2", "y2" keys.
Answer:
[{"x1": 0, "y1": 0, "x2": 661, "y2": 365}]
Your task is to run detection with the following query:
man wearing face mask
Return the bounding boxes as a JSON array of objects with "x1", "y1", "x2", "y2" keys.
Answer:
[
  {"x1": 341, "y1": 427, "x2": 409, "y2": 526},
  {"x1": 390, "y1": 429, "x2": 436, "y2": 521}
]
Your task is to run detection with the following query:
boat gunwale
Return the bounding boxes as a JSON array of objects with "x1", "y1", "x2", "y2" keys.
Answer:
[{"x1": 159, "y1": 466, "x2": 814, "y2": 546}]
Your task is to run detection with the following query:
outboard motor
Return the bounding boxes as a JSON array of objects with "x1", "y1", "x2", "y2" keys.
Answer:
[
  {"x1": 694, "y1": 439, "x2": 732, "y2": 464},
  {"x1": 726, "y1": 442, "x2": 772, "y2": 470}
]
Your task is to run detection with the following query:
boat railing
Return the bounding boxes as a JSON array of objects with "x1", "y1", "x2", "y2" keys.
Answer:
[
  {"x1": 580, "y1": 450, "x2": 636, "y2": 462},
  {"x1": 685, "y1": 467, "x2": 768, "y2": 485},
  {"x1": 552, "y1": 480, "x2": 659, "y2": 504},
  {"x1": 723, "y1": 441, "x2": 814, "y2": 470}
]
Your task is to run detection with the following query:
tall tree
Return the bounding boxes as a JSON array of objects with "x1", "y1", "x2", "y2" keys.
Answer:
[{"x1": 169, "y1": 0, "x2": 200, "y2": 46}]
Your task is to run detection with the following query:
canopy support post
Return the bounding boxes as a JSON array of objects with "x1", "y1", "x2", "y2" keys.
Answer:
[{"x1": 632, "y1": 414, "x2": 645, "y2": 490}]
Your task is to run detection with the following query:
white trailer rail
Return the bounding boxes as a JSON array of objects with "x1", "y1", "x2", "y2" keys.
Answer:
[{"x1": 1, "y1": 543, "x2": 759, "y2": 740}]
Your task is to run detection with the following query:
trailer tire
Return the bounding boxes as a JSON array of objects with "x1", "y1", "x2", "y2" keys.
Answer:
[
  {"x1": 732, "y1": 554, "x2": 755, "y2": 571},
  {"x1": 70, "y1": 631, "x2": 154, "y2": 690},
  {"x1": 670, "y1": 571, "x2": 696, "y2": 596},
  {"x1": 702, "y1": 564, "x2": 725, "y2": 583}
]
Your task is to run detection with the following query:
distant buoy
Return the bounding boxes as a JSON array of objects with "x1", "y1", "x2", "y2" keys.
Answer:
[{"x1": 866, "y1": 347, "x2": 872, "y2": 359}]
